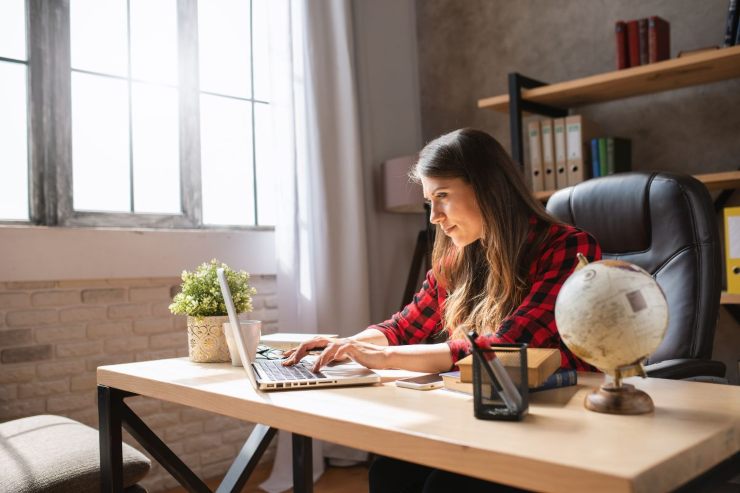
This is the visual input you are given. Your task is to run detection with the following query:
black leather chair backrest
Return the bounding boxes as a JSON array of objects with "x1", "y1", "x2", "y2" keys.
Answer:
[{"x1": 546, "y1": 172, "x2": 721, "y2": 364}]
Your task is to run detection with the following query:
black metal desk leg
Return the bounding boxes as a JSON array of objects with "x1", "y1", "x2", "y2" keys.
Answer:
[
  {"x1": 292, "y1": 433, "x2": 313, "y2": 493},
  {"x1": 98, "y1": 385, "x2": 125, "y2": 493}
]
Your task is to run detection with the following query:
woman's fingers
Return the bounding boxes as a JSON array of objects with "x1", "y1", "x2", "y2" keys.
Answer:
[
  {"x1": 282, "y1": 338, "x2": 320, "y2": 366},
  {"x1": 311, "y1": 342, "x2": 343, "y2": 372},
  {"x1": 282, "y1": 336, "x2": 334, "y2": 366}
]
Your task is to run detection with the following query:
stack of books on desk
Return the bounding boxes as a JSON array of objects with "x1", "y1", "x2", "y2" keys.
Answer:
[{"x1": 442, "y1": 348, "x2": 577, "y2": 394}]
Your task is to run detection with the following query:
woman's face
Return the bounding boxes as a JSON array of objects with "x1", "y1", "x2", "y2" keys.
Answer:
[{"x1": 421, "y1": 176, "x2": 484, "y2": 248}]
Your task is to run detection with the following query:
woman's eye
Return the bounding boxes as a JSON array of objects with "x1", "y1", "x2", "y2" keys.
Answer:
[{"x1": 436, "y1": 192, "x2": 447, "y2": 199}]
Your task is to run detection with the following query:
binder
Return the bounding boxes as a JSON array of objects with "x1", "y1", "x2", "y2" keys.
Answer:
[
  {"x1": 565, "y1": 115, "x2": 598, "y2": 187},
  {"x1": 598, "y1": 138, "x2": 608, "y2": 177},
  {"x1": 553, "y1": 118, "x2": 567, "y2": 189},
  {"x1": 527, "y1": 120, "x2": 544, "y2": 192},
  {"x1": 724, "y1": 207, "x2": 740, "y2": 294},
  {"x1": 606, "y1": 137, "x2": 632, "y2": 174},
  {"x1": 590, "y1": 139, "x2": 600, "y2": 178},
  {"x1": 540, "y1": 119, "x2": 556, "y2": 191}
]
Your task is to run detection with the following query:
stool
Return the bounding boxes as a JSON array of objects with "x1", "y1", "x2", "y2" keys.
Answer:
[{"x1": 0, "y1": 414, "x2": 150, "y2": 493}]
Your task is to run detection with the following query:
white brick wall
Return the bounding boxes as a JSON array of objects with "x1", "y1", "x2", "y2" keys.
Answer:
[{"x1": 0, "y1": 275, "x2": 278, "y2": 492}]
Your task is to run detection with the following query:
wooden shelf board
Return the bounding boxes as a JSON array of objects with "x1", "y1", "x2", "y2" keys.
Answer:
[
  {"x1": 721, "y1": 292, "x2": 740, "y2": 304},
  {"x1": 534, "y1": 170, "x2": 740, "y2": 203},
  {"x1": 479, "y1": 45, "x2": 740, "y2": 113}
]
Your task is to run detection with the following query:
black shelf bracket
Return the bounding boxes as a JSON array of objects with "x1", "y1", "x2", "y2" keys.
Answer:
[
  {"x1": 723, "y1": 304, "x2": 740, "y2": 325},
  {"x1": 508, "y1": 73, "x2": 568, "y2": 171},
  {"x1": 714, "y1": 189, "x2": 734, "y2": 213}
]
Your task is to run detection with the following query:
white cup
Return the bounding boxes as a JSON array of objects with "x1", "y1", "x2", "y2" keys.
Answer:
[{"x1": 223, "y1": 320, "x2": 262, "y2": 367}]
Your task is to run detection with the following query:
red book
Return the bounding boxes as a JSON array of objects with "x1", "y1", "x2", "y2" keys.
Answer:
[
  {"x1": 638, "y1": 18, "x2": 648, "y2": 65},
  {"x1": 626, "y1": 20, "x2": 640, "y2": 67},
  {"x1": 648, "y1": 16, "x2": 670, "y2": 62},
  {"x1": 615, "y1": 21, "x2": 628, "y2": 69}
]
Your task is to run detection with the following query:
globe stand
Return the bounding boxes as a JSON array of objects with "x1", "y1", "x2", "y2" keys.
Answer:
[{"x1": 585, "y1": 364, "x2": 654, "y2": 415}]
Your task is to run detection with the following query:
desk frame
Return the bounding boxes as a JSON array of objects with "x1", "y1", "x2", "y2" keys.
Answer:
[{"x1": 97, "y1": 385, "x2": 313, "y2": 493}]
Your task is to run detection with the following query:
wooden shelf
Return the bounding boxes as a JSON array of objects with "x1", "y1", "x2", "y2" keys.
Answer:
[
  {"x1": 534, "y1": 170, "x2": 740, "y2": 203},
  {"x1": 479, "y1": 45, "x2": 740, "y2": 113},
  {"x1": 721, "y1": 292, "x2": 740, "y2": 304}
]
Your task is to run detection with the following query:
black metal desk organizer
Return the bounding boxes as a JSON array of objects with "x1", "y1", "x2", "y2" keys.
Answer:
[{"x1": 466, "y1": 332, "x2": 529, "y2": 421}]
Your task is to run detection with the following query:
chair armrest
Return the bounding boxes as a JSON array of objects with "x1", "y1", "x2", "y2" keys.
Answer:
[{"x1": 645, "y1": 359, "x2": 726, "y2": 380}]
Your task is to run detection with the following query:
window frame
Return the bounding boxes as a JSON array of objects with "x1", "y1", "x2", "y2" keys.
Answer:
[{"x1": 8, "y1": 0, "x2": 272, "y2": 230}]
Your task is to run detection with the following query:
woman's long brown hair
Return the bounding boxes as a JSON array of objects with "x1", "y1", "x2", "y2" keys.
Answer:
[{"x1": 412, "y1": 128, "x2": 557, "y2": 340}]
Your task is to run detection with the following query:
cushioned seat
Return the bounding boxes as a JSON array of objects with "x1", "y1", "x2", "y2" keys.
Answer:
[
  {"x1": 0, "y1": 414, "x2": 150, "y2": 493},
  {"x1": 547, "y1": 172, "x2": 726, "y2": 380}
]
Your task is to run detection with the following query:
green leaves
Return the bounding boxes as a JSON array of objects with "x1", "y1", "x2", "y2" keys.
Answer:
[{"x1": 169, "y1": 259, "x2": 257, "y2": 318}]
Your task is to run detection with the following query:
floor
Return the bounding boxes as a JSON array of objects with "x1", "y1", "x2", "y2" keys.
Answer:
[{"x1": 162, "y1": 461, "x2": 369, "y2": 493}]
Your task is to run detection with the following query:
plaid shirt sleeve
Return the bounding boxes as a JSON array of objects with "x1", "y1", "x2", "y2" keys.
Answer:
[
  {"x1": 368, "y1": 269, "x2": 444, "y2": 346},
  {"x1": 447, "y1": 225, "x2": 602, "y2": 370}
]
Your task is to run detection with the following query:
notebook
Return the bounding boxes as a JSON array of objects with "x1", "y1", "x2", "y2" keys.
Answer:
[{"x1": 216, "y1": 268, "x2": 380, "y2": 391}]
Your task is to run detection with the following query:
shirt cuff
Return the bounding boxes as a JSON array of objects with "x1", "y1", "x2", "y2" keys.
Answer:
[
  {"x1": 367, "y1": 324, "x2": 399, "y2": 346},
  {"x1": 446, "y1": 339, "x2": 471, "y2": 367}
]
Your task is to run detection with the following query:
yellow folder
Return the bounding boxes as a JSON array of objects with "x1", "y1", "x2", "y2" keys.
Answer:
[{"x1": 724, "y1": 207, "x2": 740, "y2": 294}]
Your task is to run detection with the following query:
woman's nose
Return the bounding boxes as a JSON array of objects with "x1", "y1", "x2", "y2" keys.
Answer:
[{"x1": 429, "y1": 204, "x2": 444, "y2": 224}]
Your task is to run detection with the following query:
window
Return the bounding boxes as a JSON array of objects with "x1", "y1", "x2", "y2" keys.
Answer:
[
  {"x1": 0, "y1": 0, "x2": 29, "y2": 222},
  {"x1": 0, "y1": 0, "x2": 276, "y2": 228}
]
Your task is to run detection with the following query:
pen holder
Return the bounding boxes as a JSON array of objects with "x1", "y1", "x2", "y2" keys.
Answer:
[{"x1": 472, "y1": 343, "x2": 529, "y2": 421}]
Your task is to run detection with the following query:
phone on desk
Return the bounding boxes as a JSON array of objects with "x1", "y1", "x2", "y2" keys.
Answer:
[{"x1": 395, "y1": 373, "x2": 443, "y2": 390}]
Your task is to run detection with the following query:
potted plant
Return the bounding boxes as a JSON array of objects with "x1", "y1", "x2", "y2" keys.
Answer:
[{"x1": 169, "y1": 259, "x2": 257, "y2": 363}]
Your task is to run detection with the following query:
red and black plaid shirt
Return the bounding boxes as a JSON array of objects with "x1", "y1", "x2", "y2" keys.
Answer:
[{"x1": 369, "y1": 216, "x2": 602, "y2": 371}]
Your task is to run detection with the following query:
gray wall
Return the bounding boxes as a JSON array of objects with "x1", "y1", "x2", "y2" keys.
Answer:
[
  {"x1": 416, "y1": 0, "x2": 740, "y2": 175},
  {"x1": 353, "y1": 0, "x2": 426, "y2": 322},
  {"x1": 416, "y1": 0, "x2": 740, "y2": 383}
]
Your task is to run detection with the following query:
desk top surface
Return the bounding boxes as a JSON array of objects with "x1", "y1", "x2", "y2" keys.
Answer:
[{"x1": 98, "y1": 358, "x2": 740, "y2": 493}]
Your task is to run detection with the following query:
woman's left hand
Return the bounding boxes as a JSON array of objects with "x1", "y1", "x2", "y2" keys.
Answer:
[{"x1": 311, "y1": 339, "x2": 391, "y2": 373}]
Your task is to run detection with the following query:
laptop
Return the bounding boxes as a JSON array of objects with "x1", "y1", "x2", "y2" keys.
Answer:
[{"x1": 216, "y1": 268, "x2": 380, "y2": 391}]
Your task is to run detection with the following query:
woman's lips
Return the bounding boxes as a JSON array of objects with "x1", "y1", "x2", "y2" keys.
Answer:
[{"x1": 442, "y1": 225, "x2": 456, "y2": 235}]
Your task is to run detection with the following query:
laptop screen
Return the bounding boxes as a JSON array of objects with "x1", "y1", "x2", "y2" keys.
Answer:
[{"x1": 216, "y1": 268, "x2": 260, "y2": 389}]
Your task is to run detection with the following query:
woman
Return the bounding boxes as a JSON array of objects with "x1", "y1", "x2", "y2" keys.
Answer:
[{"x1": 283, "y1": 128, "x2": 601, "y2": 492}]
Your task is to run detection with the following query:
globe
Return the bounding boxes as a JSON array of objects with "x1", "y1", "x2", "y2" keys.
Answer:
[{"x1": 554, "y1": 259, "x2": 669, "y2": 376}]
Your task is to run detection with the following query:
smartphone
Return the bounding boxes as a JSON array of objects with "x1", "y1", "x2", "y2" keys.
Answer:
[{"x1": 395, "y1": 373, "x2": 443, "y2": 390}]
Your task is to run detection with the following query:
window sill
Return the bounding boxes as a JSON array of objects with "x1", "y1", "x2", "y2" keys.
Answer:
[{"x1": 0, "y1": 225, "x2": 276, "y2": 282}]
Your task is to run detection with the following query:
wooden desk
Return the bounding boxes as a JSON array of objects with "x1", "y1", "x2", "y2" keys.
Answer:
[{"x1": 97, "y1": 358, "x2": 740, "y2": 493}]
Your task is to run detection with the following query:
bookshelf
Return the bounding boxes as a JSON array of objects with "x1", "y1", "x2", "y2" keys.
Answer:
[
  {"x1": 478, "y1": 44, "x2": 740, "y2": 178},
  {"x1": 721, "y1": 292, "x2": 740, "y2": 305},
  {"x1": 479, "y1": 47, "x2": 740, "y2": 312},
  {"x1": 478, "y1": 45, "x2": 740, "y2": 113},
  {"x1": 532, "y1": 170, "x2": 740, "y2": 203}
]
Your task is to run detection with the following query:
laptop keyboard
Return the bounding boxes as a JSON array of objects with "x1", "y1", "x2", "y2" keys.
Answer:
[{"x1": 255, "y1": 359, "x2": 326, "y2": 381}]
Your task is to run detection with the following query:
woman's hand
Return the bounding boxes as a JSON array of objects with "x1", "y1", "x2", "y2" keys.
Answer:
[
  {"x1": 283, "y1": 337, "x2": 391, "y2": 372},
  {"x1": 282, "y1": 336, "x2": 345, "y2": 367}
]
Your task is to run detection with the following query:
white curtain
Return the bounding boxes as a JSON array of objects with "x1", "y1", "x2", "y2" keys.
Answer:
[{"x1": 263, "y1": 1, "x2": 371, "y2": 491}]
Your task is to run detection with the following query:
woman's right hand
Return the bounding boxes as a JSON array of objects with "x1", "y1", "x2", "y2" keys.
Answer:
[{"x1": 281, "y1": 336, "x2": 350, "y2": 368}]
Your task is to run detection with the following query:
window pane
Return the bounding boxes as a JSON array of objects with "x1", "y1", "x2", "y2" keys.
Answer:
[
  {"x1": 200, "y1": 94, "x2": 254, "y2": 225},
  {"x1": 254, "y1": 102, "x2": 275, "y2": 225},
  {"x1": 130, "y1": 0, "x2": 178, "y2": 85},
  {"x1": 0, "y1": 0, "x2": 26, "y2": 60},
  {"x1": 132, "y1": 83, "x2": 181, "y2": 214},
  {"x1": 0, "y1": 61, "x2": 29, "y2": 220},
  {"x1": 252, "y1": 0, "x2": 270, "y2": 102},
  {"x1": 198, "y1": 0, "x2": 251, "y2": 98},
  {"x1": 71, "y1": 72, "x2": 130, "y2": 212},
  {"x1": 70, "y1": 0, "x2": 128, "y2": 76}
]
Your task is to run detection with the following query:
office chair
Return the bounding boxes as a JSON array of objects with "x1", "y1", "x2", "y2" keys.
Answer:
[{"x1": 547, "y1": 172, "x2": 727, "y2": 381}]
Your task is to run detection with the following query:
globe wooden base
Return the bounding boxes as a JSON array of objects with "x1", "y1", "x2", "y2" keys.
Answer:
[{"x1": 585, "y1": 383, "x2": 654, "y2": 415}]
